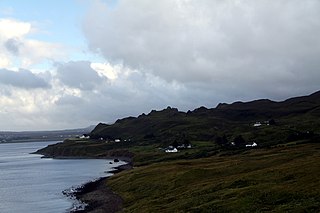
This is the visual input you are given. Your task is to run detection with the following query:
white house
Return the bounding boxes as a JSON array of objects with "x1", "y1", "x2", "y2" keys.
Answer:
[
  {"x1": 80, "y1": 135, "x2": 90, "y2": 139},
  {"x1": 165, "y1": 147, "x2": 178, "y2": 153},
  {"x1": 246, "y1": 142, "x2": 258, "y2": 147},
  {"x1": 114, "y1": 139, "x2": 121, "y2": 143},
  {"x1": 177, "y1": 144, "x2": 192, "y2": 149},
  {"x1": 253, "y1": 122, "x2": 262, "y2": 127}
]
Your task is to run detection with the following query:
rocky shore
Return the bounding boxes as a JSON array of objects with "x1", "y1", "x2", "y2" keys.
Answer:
[
  {"x1": 69, "y1": 163, "x2": 132, "y2": 213},
  {"x1": 32, "y1": 140, "x2": 134, "y2": 212}
]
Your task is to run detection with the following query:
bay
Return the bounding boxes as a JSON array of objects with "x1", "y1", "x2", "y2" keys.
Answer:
[{"x1": 0, "y1": 141, "x2": 124, "y2": 213}]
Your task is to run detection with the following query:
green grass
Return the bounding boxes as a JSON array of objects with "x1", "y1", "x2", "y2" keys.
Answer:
[
  {"x1": 128, "y1": 140, "x2": 220, "y2": 166},
  {"x1": 33, "y1": 91, "x2": 320, "y2": 212},
  {"x1": 108, "y1": 143, "x2": 320, "y2": 212},
  {"x1": 34, "y1": 91, "x2": 320, "y2": 212},
  {"x1": 35, "y1": 139, "x2": 134, "y2": 158}
]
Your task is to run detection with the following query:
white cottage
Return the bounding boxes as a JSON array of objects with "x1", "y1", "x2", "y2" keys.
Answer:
[
  {"x1": 165, "y1": 147, "x2": 178, "y2": 153},
  {"x1": 253, "y1": 122, "x2": 262, "y2": 127}
]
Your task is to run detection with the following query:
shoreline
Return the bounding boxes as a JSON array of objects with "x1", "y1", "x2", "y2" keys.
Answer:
[
  {"x1": 39, "y1": 155, "x2": 133, "y2": 163},
  {"x1": 33, "y1": 145, "x2": 134, "y2": 212},
  {"x1": 66, "y1": 161, "x2": 133, "y2": 213}
]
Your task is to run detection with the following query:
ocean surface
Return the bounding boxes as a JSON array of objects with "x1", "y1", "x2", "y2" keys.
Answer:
[{"x1": 0, "y1": 141, "x2": 124, "y2": 213}]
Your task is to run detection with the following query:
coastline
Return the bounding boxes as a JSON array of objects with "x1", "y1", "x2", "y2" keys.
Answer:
[
  {"x1": 33, "y1": 143, "x2": 134, "y2": 212},
  {"x1": 40, "y1": 155, "x2": 133, "y2": 162},
  {"x1": 67, "y1": 162, "x2": 132, "y2": 213}
]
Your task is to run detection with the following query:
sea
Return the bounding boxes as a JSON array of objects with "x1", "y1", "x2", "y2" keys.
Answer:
[{"x1": 0, "y1": 141, "x2": 125, "y2": 213}]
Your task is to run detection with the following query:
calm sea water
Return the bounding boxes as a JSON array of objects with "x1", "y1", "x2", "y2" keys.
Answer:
[{"x1": 0, "y1": 141, "x2": 125, "y2": 213}]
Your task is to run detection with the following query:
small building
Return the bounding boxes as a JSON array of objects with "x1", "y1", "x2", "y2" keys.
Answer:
[
  {"x1": 253, "y1": 122, "x2": 262, "y2": 127},
  {"x1": 80, "y1": 135, "x2": 90, "y2": 139},
  {"x1": 177, "y1": 144, "x2": 192, "y2": 149},
  {"x1": 165, "y1": 147, "x2": 178, "y2": 153},
  {"x1": 246, "y1": 142, "x2": 258, "y2": 147},
  {"x1": 114, "y1": 139, "x2": 121, "y2": 143}
]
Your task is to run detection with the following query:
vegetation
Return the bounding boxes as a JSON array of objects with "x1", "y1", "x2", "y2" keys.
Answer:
[
  {"x1": 35, "y1": 90, "x2": 320, "y2": 212},
  {"x1": 108, "y1": 143, "x2": 320, "y2": 212},
  {"x1": 89, "y1": 91, "x2": 320, "y2": 149}
]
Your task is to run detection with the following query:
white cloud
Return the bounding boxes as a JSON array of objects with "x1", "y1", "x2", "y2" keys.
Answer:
[
  {"x1": 0, "y1": 19, "x2": 31, "y2": 39},
  {"x1": 91, "y1": 62, "x2": 118, "y2": 80},
  {"x1": 56, "y1": 61, "x2": 107, "y2": 90},
  {"x1": 0, "y1": 60, "x2": 198, "y2": 130},
  {"x1": 0, "y1": 88, "x2": 54, "y2": 130},
  {"x1": 0, "y1": 18, "x2": 66, "y2": 69},
  {"x1": 83, "y1": 0, "x2": 320, "y2": 100},
  {"x1": 0, "y1": 55, "x2": 11, "y2": 68}
]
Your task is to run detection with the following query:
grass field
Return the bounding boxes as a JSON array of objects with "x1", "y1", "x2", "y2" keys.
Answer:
[
  {"x1": 108, "y1": 143, "x2": 320, "y2": 212},
  {"x1": 35, "y1": 91, "x2": 320, "y2": 212}
]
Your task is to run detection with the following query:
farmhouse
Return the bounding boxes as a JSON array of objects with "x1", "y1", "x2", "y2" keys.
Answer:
[
  {"x1": 79, "y1": 135, "x2": 90, "y2": 139},
  {"x1": 253, "y1": 122, "x2": 262, "y2": 127},
  {"x1": 165, "y1": 146, "x2": 178, "y2": 153}
]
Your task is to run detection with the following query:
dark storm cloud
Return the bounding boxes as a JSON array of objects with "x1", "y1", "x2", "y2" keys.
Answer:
[
  {"x1": 56, "y1": 61, "x2": 106, "y2": 90},
  {"x1": 0, "y1": 68, "x2": 50, "y2": 89},
  {"x1": 83, "y1": 0, "x2": 320, "y2": 101}
]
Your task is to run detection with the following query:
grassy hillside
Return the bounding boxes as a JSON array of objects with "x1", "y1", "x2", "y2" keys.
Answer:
[
  {"x1": 90, "y1": 91, "x2": 320, "y2": 149},
  {"x1": 37, "y1": 91, "x2": 320, "y2": 165},
  {"x1": 108, "y1": 143, "x2": 320, "y2": 212},
  {"x1": 35, "y1": 91, "x2": 320, "y2": 212}
]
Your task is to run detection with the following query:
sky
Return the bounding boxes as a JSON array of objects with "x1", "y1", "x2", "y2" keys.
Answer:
[{"x1": 0, "y1": 0, "x2": 320, "y2": 131}]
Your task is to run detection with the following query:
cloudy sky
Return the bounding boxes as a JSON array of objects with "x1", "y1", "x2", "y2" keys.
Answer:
[{"x1": 0, "y1": 0, "x2": 319, "y2": 130}]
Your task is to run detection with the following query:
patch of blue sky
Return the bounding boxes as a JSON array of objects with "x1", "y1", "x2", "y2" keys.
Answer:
[
  {"x1": 0, "y1": 0, "x2": 111, "y2": 69},
  {"x1": 0, "y1": 0, "x2": 88, "y2": 46}
]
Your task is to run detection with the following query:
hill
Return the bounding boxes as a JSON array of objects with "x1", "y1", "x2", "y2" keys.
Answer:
[
  {"x1": 35, "y1": 91, "x2": 320, "y2": 212},
  {"x1": 0, "y1": 126, "x2": 94, "y2": 143},
  {"x1": 108, "y1": 143, "x2": 320, "y2": 212},
  {"x1": 89, "y1": 90, "x2": 320, "y2": 148},
  {"x1": 36, "y1": 91, "x2": 320, "y2": 162}
]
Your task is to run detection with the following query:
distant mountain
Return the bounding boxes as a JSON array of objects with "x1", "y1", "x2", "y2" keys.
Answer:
[
  {"x1": 0, "y1": 126, "x2": 95, "y2": 143},
  {"x1": 90, "y1": 90, "x2": 320, "y2": 147}
]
